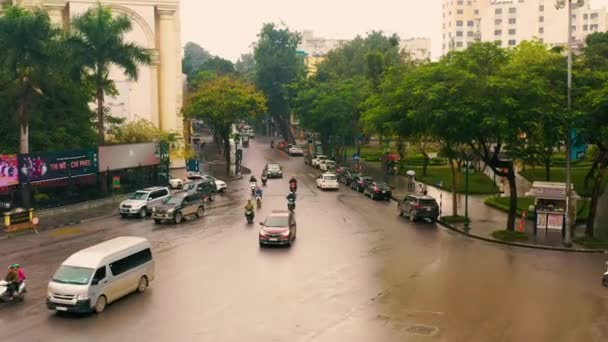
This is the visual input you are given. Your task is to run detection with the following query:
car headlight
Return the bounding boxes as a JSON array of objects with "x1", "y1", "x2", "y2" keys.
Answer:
[
  {"x1": 281, "y1": 230, "x2": 290, "y2": 236},
  {"x1": 278, "y1": 170, "x2": 282, "y2": 174},
  {"x1": 77, "y1": 294, "x2": 89, "y2": 301},
  {"x1": 259, "y1": 230, "x2": 267, "y2": 236},
  {"x1": 152, "y1": 207, "x2": 156, "y2": 213},
  {"x1": 167, "y1": 208, "x2": 175, "y2": 214},
  {"x1": 47, "y1": 290, "x2": 53, "y2": 298}
]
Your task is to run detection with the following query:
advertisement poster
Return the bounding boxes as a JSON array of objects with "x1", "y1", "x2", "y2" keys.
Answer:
[
  {"x1": 0, "y1": 154, "x2": 19, "y2": 188},
  {"x1": 19, "y1": 150, "x2": 98, "y2": 184},
  {"x1": 547, "y1": 213, "x2": 565, "y2": 230},
  {"x1": 98, "y1": 143, "x2": 160, "y2": 172},
  {"x1": 536, "y1": 213, "x2": 548, "y2": 229}
]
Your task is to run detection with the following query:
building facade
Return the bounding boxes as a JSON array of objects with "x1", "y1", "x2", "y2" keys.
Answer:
[
  {"x1": 7, "y1": 0, "x2": 184, "y2": 133},
  {"x1": 442, "y1": 0, "x2": 607, "y2": 55},
  {"x1": 399, "y1": 38, "x2": 432, "y2": 62}
]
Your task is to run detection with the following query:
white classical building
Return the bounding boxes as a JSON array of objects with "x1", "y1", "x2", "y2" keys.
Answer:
[{"x1": 7, "y1": 0, "x2": 184, "y2": 133}]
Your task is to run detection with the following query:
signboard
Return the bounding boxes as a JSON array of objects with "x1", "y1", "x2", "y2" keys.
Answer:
[
  {"x1": 99, "y1": 143, "x2": 159, "y2": 172},
  {"x1": 19, "y1": 149, "x2": 98, "y2": 184},
  {"x1": 112, "y1": 176, "x2": 121, "y2": 189},
  {"x1": 352, "y1": 153, "x2": 360, "y2": 161},
  {"x1": 186, "y1": 159, "x2": 200, "y2": 172},
  {"x1": 536, "y1": 213, "x2": 548, "y2": 229},
  {"x1": 0, "y1": 154, "x2": 18, "y2": 188},
  {"x1": 547, "y1": 213, "x2": 564, "y2": 230}
]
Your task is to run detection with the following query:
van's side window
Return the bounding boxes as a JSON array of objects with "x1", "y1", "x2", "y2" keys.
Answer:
[
  {"x1": 109, "y1": 248, "x2": 153, "y2": 276},
  {"x1": 93, "y1": 267, "x2": 106, "y2": 282}
]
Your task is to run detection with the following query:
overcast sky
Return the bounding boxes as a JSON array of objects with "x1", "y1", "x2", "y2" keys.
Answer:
[{"x1": 181, "y1": 0, "x2": 608, "y2": 62}]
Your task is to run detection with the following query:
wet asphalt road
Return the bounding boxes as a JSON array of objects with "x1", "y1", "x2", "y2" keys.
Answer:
[{"x1": 1, "y1": 139, "x2": 608, "y2": 341}]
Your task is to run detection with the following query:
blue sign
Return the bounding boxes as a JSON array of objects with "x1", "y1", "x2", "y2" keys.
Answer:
[
  {"x1": 186, "y1": 159, "x2": 200, "y2": 172},
  {"x1": 352, "y1": 153, "x2": 360, "y2": 161}
]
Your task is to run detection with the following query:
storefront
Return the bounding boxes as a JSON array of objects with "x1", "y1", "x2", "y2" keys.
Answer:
[{"x1": 526, "y1": 181, "x2": 579, "y2": 237}]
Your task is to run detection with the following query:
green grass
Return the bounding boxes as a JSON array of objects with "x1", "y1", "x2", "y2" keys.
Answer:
[
  {"x1": 492, "y1": 230, "x2": 529, "y2": 242},
  {"x1": 484, "y1": 196, "x2": 590, "y2": 222},
  {"x1": 573, "y1": 237, "x2": 608, "y2": 249},
  {"x1": 440, "y1": 215, "x2": 470, "y2": 224},
  {"x1": 520, "y1": 166, "x2": 606, "y2": 198},
  {"x1": 403, "y1": 166, "x2": 499, "y2": 195}
]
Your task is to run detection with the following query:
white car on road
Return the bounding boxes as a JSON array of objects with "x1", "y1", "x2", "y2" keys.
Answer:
[
  {"x1": 288, "y1": 145, "x2": 304, "y2": 156},
  {"x1": 319, "y1": 160, "x2": 336, "y2": 172},
  {"x1": 311, "y1": 155, "x2": 328, "y2": 168},
  {"x1": 316, "y1": 173, "x2": 339, "y2": 190},
  {"x1": 205, "y1": 175, "x2": 227, "y2": 192},
  {"x1": 169, "y1": 178, "x2": 184, "y2": 189}
]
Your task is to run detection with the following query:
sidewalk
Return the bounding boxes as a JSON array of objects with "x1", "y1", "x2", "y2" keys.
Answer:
[{"x1": 361, "y1": 161, "x2": 590, "y2": 251}]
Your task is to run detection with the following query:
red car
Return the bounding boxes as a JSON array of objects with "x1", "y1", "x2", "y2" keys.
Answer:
[{"x1": 259, "y1": 211, "x2": 297, "y2": 247}]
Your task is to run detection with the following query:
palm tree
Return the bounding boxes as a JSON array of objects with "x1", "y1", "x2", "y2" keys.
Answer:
[
  {"x1": 71, "y1": 4, "x2": 151, "y2": 146},
  {"x1": 0, "y1": 6, "x2": 58, "y2": 154}
]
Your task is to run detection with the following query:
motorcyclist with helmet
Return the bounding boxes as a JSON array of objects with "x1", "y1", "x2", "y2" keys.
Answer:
[{"x1": 289, "y1": 176, "x2": 297, "y2": 192}]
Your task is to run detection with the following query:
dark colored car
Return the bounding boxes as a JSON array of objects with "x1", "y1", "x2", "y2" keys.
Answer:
[
  {"x1": 339, "y1": 170, "x2": 359, "y2": 185},
  {"x1": 350, "y1": 176, "x2": 373, "y2": 192},
  {"x1": 259, "y1": 210, "x2": 297, "y2": 247},
  {"x1": 335, "y1": 166, "x2": 350, "y2": 177},
  {"x1": 363, "y1": 181, "x2": 392, "y2": 201},
  {"x1": 181, "y1": 178, "x2": 217, "y2": 201},
  {"x1": 397, "y1": 194, "x2": 439, "y2": 222},
  {"x1": 264, "y1": 163, "x2": 283, "y2": 178},
  {"x1": 152, "y1": 192, "x2": 205, "y2": 224}
]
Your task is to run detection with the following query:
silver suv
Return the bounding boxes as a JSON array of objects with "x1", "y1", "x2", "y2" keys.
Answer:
[{"x1": 120, "y1": 187, "x2": 170, "y2": 219}]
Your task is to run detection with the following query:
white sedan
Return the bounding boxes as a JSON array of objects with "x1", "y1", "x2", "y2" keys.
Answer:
[
  {"x1": 319, "y1": 160, "x2": 336, "y2": 172},
  {"x1": 169, "y1": 178, "x2": 184, "y2": 189},
  {"x1": 311, "y1": 155, "x2": 328, "y2": 168},
  {"x1": 316, "y1": 173, "x2": 339, "y2": 190},
  {"x1": 288, "y1": 146, "x2": 304, "y2": 156},
  {"x1": 205, "y1": 175, "x2": 227, "y2": 192}
]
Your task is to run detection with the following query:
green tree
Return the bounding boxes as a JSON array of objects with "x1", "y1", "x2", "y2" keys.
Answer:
[
  {"x1": 71, "y1": 4, "x2": 151, "y2": 146},
  {"x1": 235, "y1": 53, "x2": 255, "y2": 81},
  {"x1": 183, "y1": 76, "x2": 267, "y2": 176},
  {"x1": 254, "y1": 23, "x2": 303, "y2": 140},
  {"x1": 575, "y1": 32, "x2": 608, "y2": 237},
  {"x1": 182, "y1": 42, "x2": 213, "y2": 80},
  {"x1": 0, "y1": 6, "x2": 59, "y2": 153}
]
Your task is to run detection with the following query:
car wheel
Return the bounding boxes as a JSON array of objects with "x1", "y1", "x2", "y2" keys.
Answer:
[
  {"x1": 137, "y1": 276, "x2": 148, "y2": 293},
  {"x1": 209, "y1": 191, "x2": 216, "y2": 201},
  {"x1": 259, "y1": 241, "x2": 265, "y2": 248},
  {"x1": 409, "y1": 211, "x2": 415, "y2": 222},
  {"x1": 94, "y1": 295, "x2": 107, "y2": 314},
  {"x1": 154, "y1": 219, "x2": 161, "y2": 224},
  {"x1": 196, "y1": 206, "x2": 204, "y2": 218},
  {"x1": 139, "y1": 207, "x2": 147, "y2": 218},
  {"x1": 174, "y1": 212, "x2": 183, "y2": 224}
]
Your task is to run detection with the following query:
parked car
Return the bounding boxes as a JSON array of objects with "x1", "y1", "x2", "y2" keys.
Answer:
[
  {"x1": 288, "y1": 145, "x2": 304, "y2": 156},
  {"x1": 339, "y1": 170, "x2": 359, "y2": 186},
  {"x1": 350, "y1": 176, "x2": 374, "y2": 192},
  {"x1": 264, "y1": 163, "x2": 283, "y2": 178},
  {"x1": 152, "y1": 191, "x2": 205, "y2": 224},
  {"x1": 168, "y1": 177, "x2": 184, "y2": 189},
  {"x1": 202, "y1": 175, "x2": 227, "y2": 192},
  {"x1": 335, "y1": 166, "x2": 351, "y2": 177},
  {"x1": 319, "y1": 160, "x2": 337, "y2": 172},
  {"x1": 311, "y1": 155, "x2": 328, "y2": 168},
  {"x1": 181, "y1": 178, "x2": 218, "y2": 201},
  {"x1": 363, "y1": 181, "x2": 392, "y2": 201},
  {"x1": 46, "y1": 237, "x2": 154, "y2": 314},
  {"x1": 242, "y1": 135, "x2": 250, "y2": 147},
  {"x1": 316, "y1": 173, "x2": 339, "y2": 190},
  {"x1": 259, "y1": 210, "x2": 297, "y2": 247},
  {"x1": 397, "y1": 194, "x2": 439, "y2": 222},
  {"x1": 120, "y1": 187, "x2": 170, "y2": 219},
  {"x1": 304, "y1": 153, "x2": 315, "y2": 165}
]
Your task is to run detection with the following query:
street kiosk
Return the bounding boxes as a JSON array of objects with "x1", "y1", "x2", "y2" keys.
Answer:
[{"x1": 526, "y1": 181, "x2": 579, "y2": 237}]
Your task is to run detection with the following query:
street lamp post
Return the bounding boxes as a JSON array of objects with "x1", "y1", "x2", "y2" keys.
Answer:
[
  {"x1": 555, "y1": 0, "x2": 583, "y2": 246},
  {"x1": 464, "y1": 160, "x2": 470, "y2": 232}
]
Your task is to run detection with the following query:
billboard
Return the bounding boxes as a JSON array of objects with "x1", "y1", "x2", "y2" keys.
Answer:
[
  {"x1": 98, "y1": 142, "x2": 160, "y2": 172},
  {"x1": 0, "y1": 154, "x2": 19, "y2": 188},
  {"x1": 19, "y1": 149, "x2": 98, "y2": 184}
]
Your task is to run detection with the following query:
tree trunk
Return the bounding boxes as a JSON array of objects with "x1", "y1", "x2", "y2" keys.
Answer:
[
  {"x1": 422, "y1": 152, "x2": 429, "y2": 177},
  {"x1": 97, "y1": 86, "x2": 105, "y2": 146},
  {"x1": 544, "y1": 155, "x2": 551, "y2": 182},
  {"x1": 506, "y1": 165, "x2": 517, "y2": 231},
  {"x1": 224, "y1": 133, "x2": 231, "y2": 178},
  {"x1": 449, "y1": 158, "x2": 458, "y2": 216},
  {"x1": 586, "y1": 164, "x2": 606, "y2": 238},
  {"x1": 19, "y1": 122, "x2": 28, "y2": 154}
]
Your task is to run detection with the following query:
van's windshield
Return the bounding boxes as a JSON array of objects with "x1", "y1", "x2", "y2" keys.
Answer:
[{"x1": 52, "y1": 265, "x2": 95, "y2": 285}]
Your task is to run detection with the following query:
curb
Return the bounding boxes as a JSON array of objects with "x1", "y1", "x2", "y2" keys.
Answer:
[{"x1": 388, "y1": 194, "x2": 608, "y2": 254}]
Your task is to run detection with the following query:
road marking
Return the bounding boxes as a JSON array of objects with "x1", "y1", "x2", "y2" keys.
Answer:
[{"x1": 307, "y1": 173, "x2": 316, "y2": 178}]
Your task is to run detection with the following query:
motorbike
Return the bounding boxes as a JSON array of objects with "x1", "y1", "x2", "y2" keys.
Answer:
[
  {"x1": 250, "y1": 182, "x2": 256, "y2": 196},
  {"x1": 0, "y1": 280, "x2": 26, "y2": 302},
  {"x1": 261, "y1": 176, "x2": 267, "y2": 186},
  {"x1": 287, "y1": 198, "x2": 296, "y2": 211},
  {"x1": 245, "y1": 209, "x2": 255, "y2": 224},
  {"x1": 256, "y1": 195, "x2": 262, "y2": 209}
]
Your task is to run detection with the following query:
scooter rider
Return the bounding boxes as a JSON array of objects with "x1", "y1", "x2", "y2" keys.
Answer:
[
  {"x1": 4, "y1": 265, "x2": 18, "y2": 300},
  {"x1": 261, "y1": 171, "x2": 268, "y2": 185},
  {"x1": 289, "y1": 176, "x2": 297, "y2": 191},
  {"x1": 249, "y1": 175, "x2": 257, "y2": 183}
]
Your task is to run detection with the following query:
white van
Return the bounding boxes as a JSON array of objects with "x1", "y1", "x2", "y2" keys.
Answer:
[{"x1": 47, "y1": 236, "x2": 154, "y2": 314}]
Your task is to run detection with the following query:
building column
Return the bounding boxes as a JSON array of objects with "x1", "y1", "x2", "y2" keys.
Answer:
[
  {"x1": 149, "y1": 49, "x2": 160, "y2": 127},
  {"x1": 156, "y1": 6, "x2": 178, "y2": 132}
]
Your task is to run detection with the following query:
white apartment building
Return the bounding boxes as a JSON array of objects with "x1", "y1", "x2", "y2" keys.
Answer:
[
  {"x1": 400, "y1": 38, "x2": 432, "y2": 61},
  {"x1": 442, "y1": 0, "x2": 607, "y2": 54}
]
